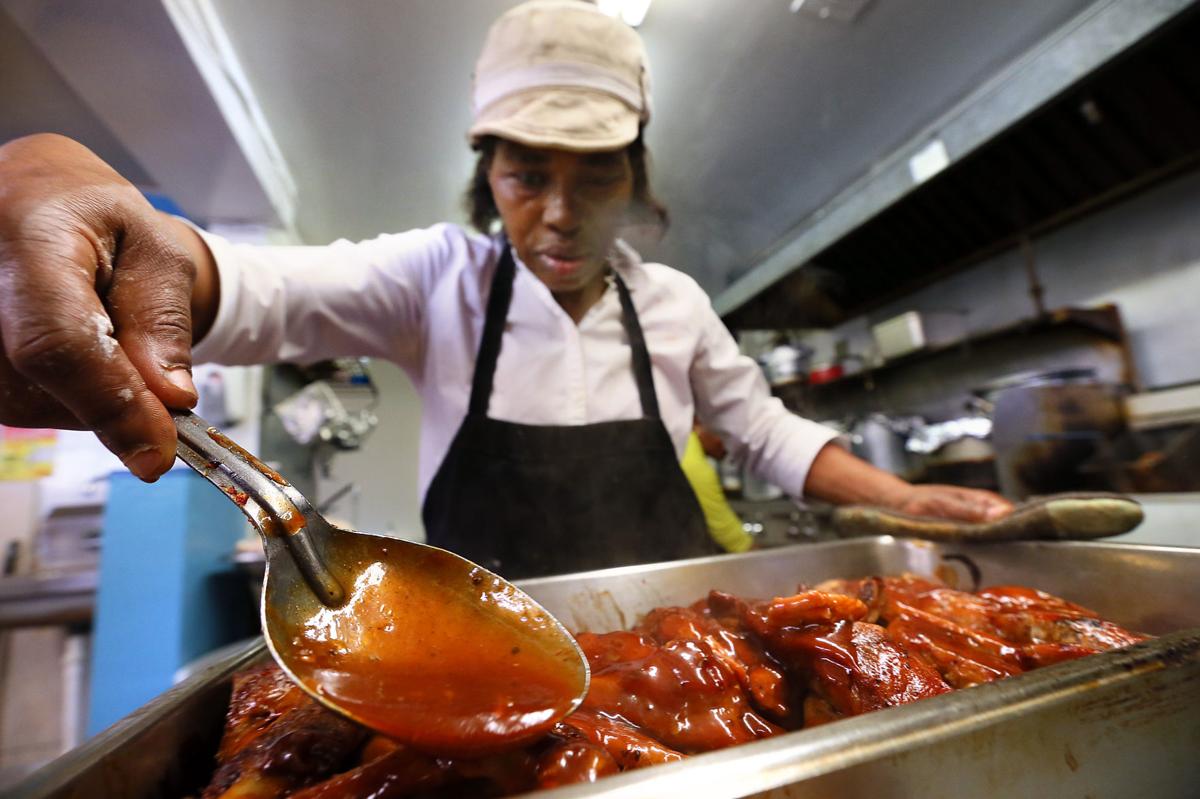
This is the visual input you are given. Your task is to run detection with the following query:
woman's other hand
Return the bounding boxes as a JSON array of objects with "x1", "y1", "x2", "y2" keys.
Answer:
[
  {"x1": 884, "y1": 484, "x2": 1013, "y2": 523},
  {"x1": 804, "y1": 442, "x2": 1013, "y2": 523}
]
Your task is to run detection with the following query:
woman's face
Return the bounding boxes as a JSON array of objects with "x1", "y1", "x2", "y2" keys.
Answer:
[{"x1": 488, "y1": 140, "x2": 634, "y2": 296}]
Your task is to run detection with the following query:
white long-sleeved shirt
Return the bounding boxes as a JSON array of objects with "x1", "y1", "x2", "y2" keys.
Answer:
[{"x1": 192, "y1": 223, "x2": 837, "y2": 502}]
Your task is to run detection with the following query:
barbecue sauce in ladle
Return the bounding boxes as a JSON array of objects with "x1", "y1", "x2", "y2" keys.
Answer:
[
  {"x1": 173, "y1": 411, "x2": 586, "y2": 755},
  {"x1": 268, "y1": 530, "x2": 588, "y2": 754}
]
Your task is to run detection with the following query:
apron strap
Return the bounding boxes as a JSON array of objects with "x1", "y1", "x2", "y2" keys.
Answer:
[
  {"x1": 612, "y1": 271, "x2": 661, "y2": 420},
  {"x1": 468, "y1": 243, "x2": 662, "y2": 420},
  {"x1": 468, "y1": 244, "x2": 517, "y2": 416}
]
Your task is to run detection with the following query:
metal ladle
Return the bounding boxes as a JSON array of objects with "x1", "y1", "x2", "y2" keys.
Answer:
[{"x1": 172, "y1": 410, "x2": 589, "y2": 753}]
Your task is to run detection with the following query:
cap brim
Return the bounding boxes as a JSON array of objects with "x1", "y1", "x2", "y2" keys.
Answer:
[{"x1": 469, "y1": 88, "x2": 639, "y2": 152}]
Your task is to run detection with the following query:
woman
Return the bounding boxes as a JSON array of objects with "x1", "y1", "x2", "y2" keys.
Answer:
[{"x1": 0, "y1": 0, "x2": 1010, "y2": 578}]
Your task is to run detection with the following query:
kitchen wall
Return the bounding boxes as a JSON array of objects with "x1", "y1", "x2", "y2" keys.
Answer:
[
  {"x1": 315, "y1": 361, "x2": 424, "y2": 540},
  {"x1": 831, "y1": 168, "x2": 1200, "y2": 391},
  {"x1": 0, "y1": 483, "x2": 38, "y2": 568}
]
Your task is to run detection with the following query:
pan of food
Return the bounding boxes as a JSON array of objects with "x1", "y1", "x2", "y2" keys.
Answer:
[{"x1": 12, "y1": 537, "x2": 1200, "y2": 799}]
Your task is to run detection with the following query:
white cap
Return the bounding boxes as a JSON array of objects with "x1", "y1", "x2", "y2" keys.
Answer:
[{"x1": 469, "y1": 0, "x2": 651, "y2": 151}]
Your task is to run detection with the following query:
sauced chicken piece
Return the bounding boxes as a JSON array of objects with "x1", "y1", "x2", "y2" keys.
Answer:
[
  {"x1": 977, "y1": 585, "x2": 1102, "y2": 617},
  {"x1": 885, "y1": 602, "x2": 1026, "y2": 688},
  {"x1": 812, "y1": 574, "x2": 945, "y2": 624},
  {"x1": 287, "y1": 743, "x2": 450, "y2": 799},
  {"x1": 800, "y1": 621, "x2": 951, "y2": 722},
  {"x1": 839, "y1": 578, "x2": 1028, "y2": 687},
  {"x1": 740, "y1": 590, "x2": 951, "y2": 724},
  {"x1": 575, "y1": 631, "x2": 784, "y2": 753},
  {"x1": 536, "y1": 722, "x2": 620, "y2": 789},
  {"x1": 826, "y1": 578, "x2": 1145, "y2": 674},
  {"x1": 813, "y1": 573, "x2": 1002, "y2": 633},
  {"x1": 290, "y1": 735, "x2": 538, "y2": 799},
  {"x1": 898, "y1": 586, "x2": 1001, "y2": 634},
  {"x1": 635, "y1": 605, "x2": 793, "y2": 722},
  {"x1": 908, "y1": 584, "x2": 1145, "y2": 667},
  {"x1": 200, "y1": 664, "x2": 367, "y2": 799},
  {"x1": 976, "y1": 585, "x2": 1144, "y2": 666},
  {"x1": 324, "y1": 707, "x2": 682, "y2": 795},
  {"x1": 809, "y1": 576, "x2": 886, "y2": 622},
  {"x1": 559, "y1": 708, "x2": 684, "y2": 771},
  {"x1": 1013, "y1": 624, "x2": 1146, "y2": 667}
]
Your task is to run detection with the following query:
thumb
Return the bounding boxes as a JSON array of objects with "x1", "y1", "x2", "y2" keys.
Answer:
[
  {"x1": 105, "y1": 209, "x2": 199, "y2": 410},
  {"x1": 983, "y1": 495, "x2": 1014, "y2": 521}
]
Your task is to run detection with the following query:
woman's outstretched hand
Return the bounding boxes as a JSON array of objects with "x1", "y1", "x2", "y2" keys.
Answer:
[
  {"x1": 884, "y1": 483, "x2": 1013, "y2": 523},
  {"x1": 805, "y1": 441, "x2": 1013, "y2": 522}
]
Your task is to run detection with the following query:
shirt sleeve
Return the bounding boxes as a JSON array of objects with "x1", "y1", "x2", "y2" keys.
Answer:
[
  {"x1": 190, "y1": 223, "x2": 479, "y2": 374},
  {"x1": 689, "y1": 294, "x2": 838, "y2": 500}
]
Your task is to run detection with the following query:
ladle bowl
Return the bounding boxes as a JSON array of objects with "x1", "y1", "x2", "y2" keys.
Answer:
[{"x1": 172, "y1": 410, "x2": 589, "y2": 753}]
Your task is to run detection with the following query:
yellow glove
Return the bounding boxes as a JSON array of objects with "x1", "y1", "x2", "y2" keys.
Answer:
[{"x1": 681, "y1": 432, "x2": 752, "y2": 553}]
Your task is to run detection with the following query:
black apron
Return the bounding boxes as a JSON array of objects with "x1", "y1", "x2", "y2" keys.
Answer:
[{"x1": 422, "y1": 244, "x2": 711, "y2": 579}]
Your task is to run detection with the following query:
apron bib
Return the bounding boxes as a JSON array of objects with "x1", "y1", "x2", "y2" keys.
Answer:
[{"x1": 422, "y1": 244, "x2": 710, "y2": 578}]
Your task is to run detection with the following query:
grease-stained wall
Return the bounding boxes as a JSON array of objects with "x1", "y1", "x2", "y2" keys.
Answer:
[{"x1": 831, "y1": 169, "x2": 1200, "y2": 393}]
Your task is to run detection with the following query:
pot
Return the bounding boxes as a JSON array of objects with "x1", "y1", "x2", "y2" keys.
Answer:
[
  {"x1": 759, "y1": 343, "x2": 812, "y2": 387},
  {"x1": 851, "y1": 414, "x2": 915, "y2": 479}
]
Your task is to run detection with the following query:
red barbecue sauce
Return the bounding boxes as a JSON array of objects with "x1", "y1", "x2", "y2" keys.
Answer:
[{"x1": 269, "y1": 531, "x2": 585, "y2": 755}]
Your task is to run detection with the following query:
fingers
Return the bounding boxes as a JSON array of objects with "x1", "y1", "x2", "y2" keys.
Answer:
[
  {"x1": 0, "y1": 233, "x2": 177, "y2": 480},
  {"x1": 893, "y1": 485, "x2": 1013, "y2": 524},
  {"x1": 0, "y1": 135, "x2": 202, "y2": 481},
  {"x1": 979, "y1": 491, "x2": 1014, "y2": 521},
  {"x1": 930, "y1": 492, "x2": 988, "y2": 523},
  {"x1": 931, "y1": 486, "x2": 1013, "y2": 523},
  {"x1": 105, "y1": 208, "x2": 198, "y2": 409}
]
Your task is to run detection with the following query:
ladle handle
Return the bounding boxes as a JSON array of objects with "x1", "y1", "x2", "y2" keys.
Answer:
[{"x1": 172, "y1": 410, "x2": 346, "y2": 607}]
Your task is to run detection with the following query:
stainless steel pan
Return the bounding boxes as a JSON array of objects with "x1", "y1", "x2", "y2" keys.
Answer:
[{"x1": 13, "y1": 538, "x2": 1200, "y2": 799}]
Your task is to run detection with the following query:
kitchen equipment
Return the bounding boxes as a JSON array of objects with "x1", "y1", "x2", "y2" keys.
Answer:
[
  {"x1": 759, "y1": 341, "x2": 811, "y2": 387},
  {"x1": 905, "y1": 416, "x2": 993, "y2": 455},
  {"x1": 727, "y1": 498, "x2": 831, "y2": 547},
  {"x1": 871, "y1": 310, "x2": 966, "y2": 361},
  {"x1": 13, "y1": 538, "x2": 1200, "y2": 799},
  {"x1": 171, "y1": 411, "x2": 588, "y2": 752},
  {"x1": 740, "y1": 469, "x2": 783, "y2": 501},
  {"x1": 850, "y1": 414, "x2": 916, "y2": 478},
  {"x1": 717, "y1": 458, "x2": 743, "y2": 496},
  {"x1": 830, "y1": 491, "x2": 1143, "y2": 542},
  {"x1": 977, "y1": 369, "x2": 1126, "y2": 499},
  {"x1": 32, "y1": 504, "x2": 104, "y2": 575},
  {"x1": 806, "y1": 361, "x2": 844, "y2": 385},
  {"x1": 1124, "y1": 383, "x2": 1200, "y2": 430},
  {"x1": 917, "y1": 435, "x2": 998, "y2": 489},
  {"x1": 906, "y1": 415, "x2": 997, "y2": 487},
  {"x1": 272, "y1": 358, "x2": 380, "y2": 452}
]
